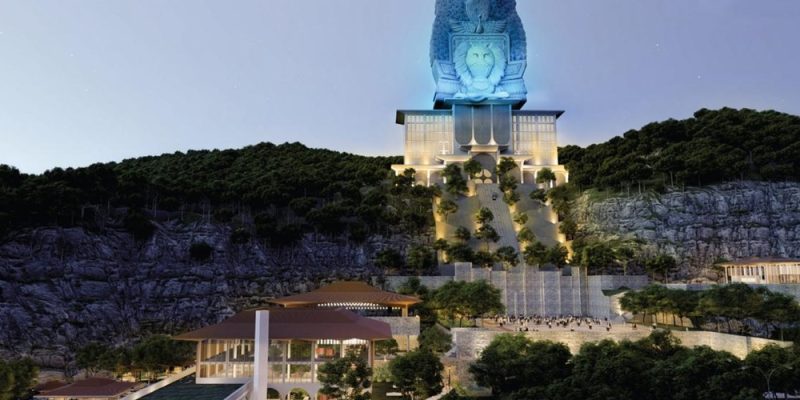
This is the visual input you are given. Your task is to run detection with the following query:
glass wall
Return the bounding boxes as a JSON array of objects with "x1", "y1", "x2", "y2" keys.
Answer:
[
  {"x1": 512, "y1": 114, "x2": 558, "y2": 165},
  {"x1": 198, "y1": 339, "x2": 371, "y2": 382},
  {"x1": 198, "y1": 339, "x2": 255, "y2": 379}
]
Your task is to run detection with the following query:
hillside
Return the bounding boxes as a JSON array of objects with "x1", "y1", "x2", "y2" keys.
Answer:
[
  {"x1": 0, "y1": 142, "x2": 435, "y2": 242},
  {"x1": 560, "y1": 108, "x2": 800, "y2": 191},
  {"x1": 3, "y1": 108, "x2": 800, "y2": 367}
]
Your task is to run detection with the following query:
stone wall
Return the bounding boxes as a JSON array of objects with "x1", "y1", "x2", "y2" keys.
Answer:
[
  {"x1": 574, "y1": 182, "x2": 800, "y2": 279},
  {"x1": 370, "y1": 316, "x2": 421, "y2": 352},
  {"x1": 0, "y1": 223, "x2": 406, "y2": 368},
  {"x1": 451, "y1": 328, "x2": 791, "y2": 360},
  {"x1": 386, "y1": 264, "x2": 648, "y2": 318}
]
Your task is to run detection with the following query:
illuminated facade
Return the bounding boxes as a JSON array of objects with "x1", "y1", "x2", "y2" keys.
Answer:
[
  {"x1": 176, "y1": 308, "x2": 392, "y2": 400},
  {"x1": 391, "y1": 0, "x2": 567, "y2": 187},
  {"x1": 721, "y1": 258, "x2": 800, "y2": 284}
]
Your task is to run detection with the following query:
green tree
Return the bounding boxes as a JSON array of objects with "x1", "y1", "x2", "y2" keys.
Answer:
[
  {"x1": 445, "y1": 243, "x2": 474, "y2": 263},
  {"x1": 559, "y1": 218, "x2": 578, "y2": 241},
  {"x1": 318, "y1": 349, "x2": 372, "y2": 400},
  {"x1": 545, "y1": 245, "x2": 569, "y2": 268},
  {"x1": 495, "y1": 246, "x2": 520, "y2": 269},
  {"x1": 473, "y1": 250, "x2": 497, "y2": 269},
  {"x1": 454, "y1": 226, "x2": 472, "y2": 242},
  {"x1": 496, "y1": 157, "x2": 517, "y2": 178},
  {"x1": 406, "y1": 245, "x2": 437, "y2": 274},
  {"x1": 516, "y1": 227, "x2": 535, "y2": 246},
  {"x1": 463, "y1": 159, "x2": 482, "y2": 179},
  {"x1": 76, "y1": 342, "x2": 112, "y2": 377},
  {"x1": 375, "y1": 339, "x2": 399, "y2": 360},
  {"x1": 0, "y1": 358, "x2": 37, "y2": 400},
  {"x1": 375, "y1": 249, "x2": 404, "y2": 271},
  {"x1": 470, "y1": 335, "x2": 571, "y2": 398},
  {"x1": 436, "y1": 199, "x2": 459, "y2": 223},
  {"x1": 463, "y1": 280, "x2": 505, "y2": 322},
  {"x1": 130, "y1": 335, "x2": 194, "y2": 381},
  {"x1": 536, "y1": 168, "x2": 557, "y2": 188},
  {"x1": 513, "y1": 212, "x2": 528, "y2": 226},
  {"x1": 419, "y1": 326, "x2": 452, "y2": 355},
  {"x1": 475, "y1": 207, "x2": 494, "y2": 225},
  {"x1": 389, "y1": 350, "x2": 444, "y2": 400},
  {"x1": 474, "y1": 225, "x2": 500, "y2": 251},
  {"x1": 646, "y1": 254, "x2": 678, "y2": 283},
  {"x1": 523, "y1": 242, "x2": 548, "y2": 266},
  {"x1": 442, "y1": 164, "x2": 468, "y2": 195}
]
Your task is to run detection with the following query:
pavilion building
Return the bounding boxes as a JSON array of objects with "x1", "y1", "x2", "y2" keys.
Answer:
[
  {"x1": 720, "y1": 258, "x2": 800, "y2": 284},
  {"x1": 174, "y1": 308, "x2": 393, "y2": 400},
  {"x1": 269, "y1": 281, "x2": 422, "y2": 351}
]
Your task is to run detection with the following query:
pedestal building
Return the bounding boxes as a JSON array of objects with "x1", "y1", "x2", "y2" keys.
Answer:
[{"x1": 391, "y1": 0, "x2": 567, "y2": 187}]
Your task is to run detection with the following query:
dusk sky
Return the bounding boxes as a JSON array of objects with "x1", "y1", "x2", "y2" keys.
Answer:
[{"x1": 1, "y1": 0, "x2": 799, "y2": 174}]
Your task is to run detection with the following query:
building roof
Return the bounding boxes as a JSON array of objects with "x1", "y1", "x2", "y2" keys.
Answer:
[
  {"x1": 269, "y1": 281, "x2": 421, "y2": 308},
  {"x1": 720, "y1": 258, "x2": 800, "y2": 266},
  {"x1": 139, "y1": 374, "x2": 242, "y2": 400},
  {"x1": 34, "y1": 380, "x2": 69, "y2": 393},
  {"x1": 39, "y1": 378, "x2": 136, "y2": 398},
  {"x1": 174, "y1": 308, "x2": 393, "y2": 341}
]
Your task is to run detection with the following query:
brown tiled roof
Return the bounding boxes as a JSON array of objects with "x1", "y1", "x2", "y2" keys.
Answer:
[
  {"x1": 720, "y1": 258, "x2": 800, "y2": 266},
  {"x1": 40, "y1": 378, "x2": 136, "y2": 398},
  {"x1": 269, "y1": 281, "x2": 421, "y2": 307},
  {"x1": 174, "y1": 308, "x2": 392, "y2": 341},
  {"x1": 35, "y1": 380, "x2": 69, "y2": 393}
]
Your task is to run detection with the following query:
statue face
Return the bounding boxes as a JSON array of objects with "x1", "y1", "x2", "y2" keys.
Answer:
[
  {"x1": 466, "y1": 44, "x2": 495, "y2": 79},
  {"x1": 465, "y1": 0, "x2": 491, "y2": 24}
]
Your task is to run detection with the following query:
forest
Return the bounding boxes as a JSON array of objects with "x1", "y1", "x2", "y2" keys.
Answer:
[
  {"x1": 0, "y1": 142, "x2": 437, "y2": 244},
  {"x1": 561, "y1": 108, "x2": 800, "y2": 192},
  {"x1": 2, "y1": 108, "x2": 799, "y2": 250}
]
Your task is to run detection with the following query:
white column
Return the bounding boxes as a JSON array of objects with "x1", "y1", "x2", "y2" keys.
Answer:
[{"x1": 253, "y1": 311, "x2": 270, "y2": 400}]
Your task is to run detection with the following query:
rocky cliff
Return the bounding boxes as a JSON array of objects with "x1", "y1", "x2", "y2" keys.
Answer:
[
  {"x1": 0, "y1": 222, "x2": 401, "y2": 369},
  {"x1": 573, "y1": 182, "x2": 800, "y2": 279}
]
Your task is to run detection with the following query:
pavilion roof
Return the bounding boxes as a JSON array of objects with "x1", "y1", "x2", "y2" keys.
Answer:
[
  {"x1": 174, "y1": 308, "x2": 392, "y2": 342},
  {"x1": 39, "y1": 378, "x2": 136, "y2": 398},
  {"x1": 269, "y1": 281, "x2": 421, "y2": 308}
]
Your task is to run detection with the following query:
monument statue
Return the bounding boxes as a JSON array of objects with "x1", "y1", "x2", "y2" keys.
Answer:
[{"x1": 431, "y1": 0, "x2": 528, "y2": 107}]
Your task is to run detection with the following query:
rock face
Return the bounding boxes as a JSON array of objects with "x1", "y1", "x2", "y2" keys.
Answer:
[
  {"x1": 0, "y1": 221, "x2": 403, "y2": 369},
  {"x1": 573, "y1": 182, "x2": 800, "y2": 279}
]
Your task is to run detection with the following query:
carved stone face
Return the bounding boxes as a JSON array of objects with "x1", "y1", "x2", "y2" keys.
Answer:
[
  {"x1": 465, "y1": 0, "x2": 491, "y2": 25},
  {"x1": 466, "y1": 44, "x2": 495, "y2": 80}
]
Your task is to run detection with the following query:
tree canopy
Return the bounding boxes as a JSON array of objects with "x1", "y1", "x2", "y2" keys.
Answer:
[{"x1": 560, "y1": 108, "x2": 800, "y2": 191}]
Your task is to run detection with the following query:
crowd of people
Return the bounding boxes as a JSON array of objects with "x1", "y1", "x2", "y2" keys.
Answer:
[{"x1": 490, "y1": 315, "x2": 624, "y2": 332}]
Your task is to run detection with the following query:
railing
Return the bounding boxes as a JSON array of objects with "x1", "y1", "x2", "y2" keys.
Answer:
[
  {"x1": 121, "y1": 366, "x2": 196, "y2": 400},
  {"x1": 223, "y1": 380, "x2": 252, "y2": 400}
]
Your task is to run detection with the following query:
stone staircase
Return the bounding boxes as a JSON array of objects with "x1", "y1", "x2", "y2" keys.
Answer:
[{"x1": 474, "y1": 184, "x2": 519, "y2": 252}]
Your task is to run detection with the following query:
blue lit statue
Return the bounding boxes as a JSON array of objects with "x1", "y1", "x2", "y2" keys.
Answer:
[{"x1": 431, "y1": 0, "x2": 528, "y2": 107}]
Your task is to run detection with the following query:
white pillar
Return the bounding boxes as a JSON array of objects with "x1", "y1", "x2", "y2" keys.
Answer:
[
  {"x1": 253, "y1": 311, "x2": 270, "y2": 400},
  {"x1": 519, "y1": 162, "x2": 524, "y2": 184}
]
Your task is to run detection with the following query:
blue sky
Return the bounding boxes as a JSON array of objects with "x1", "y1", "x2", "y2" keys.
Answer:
[{"x1": 1, "y1": 0, "x2": 799, "y2": 173}]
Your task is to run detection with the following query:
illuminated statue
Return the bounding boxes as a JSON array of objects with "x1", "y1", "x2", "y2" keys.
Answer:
[
  {"x1": 451, "y1": 0, "x2": 507, "y2": 34},
  {"x1": 431, "y1": 0, "x2": 527, "y2": 106},
  {"x1": 453, "y1": 41, "x2": 508, "y2": 99}
]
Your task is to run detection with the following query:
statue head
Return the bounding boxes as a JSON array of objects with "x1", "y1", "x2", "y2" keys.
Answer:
[
  {"x1": 466, "y1": 43, "x2": 495, "y2": 79},
  {"x1": 465, "y1": 0, "x2": 491, "y2": 26}
]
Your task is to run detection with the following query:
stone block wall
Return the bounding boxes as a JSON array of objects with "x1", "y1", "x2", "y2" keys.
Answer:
[{"x1": 451, "y1": 327, "x2": 791, "y2": 360}]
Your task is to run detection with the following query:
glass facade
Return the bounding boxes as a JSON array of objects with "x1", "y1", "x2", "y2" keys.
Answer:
[
  {"x1": 404, "y1": 114, "x2": 454, "y2": 165},
  {"x1": 512, "y1": 114, "x2": 558, "y2": 165},
  {"x1": 198, "y1": 339, "x2": 370, "y2": 383}
]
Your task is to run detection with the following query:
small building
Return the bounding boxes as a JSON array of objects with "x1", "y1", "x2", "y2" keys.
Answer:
[
  {"x1": 720, "y1": 258, "x2": 800, "y2": 284},
  {"x1": 174, "y1": 308, "x2": 393, "y2": 400},
  {"x1": 34, "y1": 377, "x2": 137, "y2": 400},
  {"x1": 269, "y1": 281, "x2": 422, "y2": 350}
]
